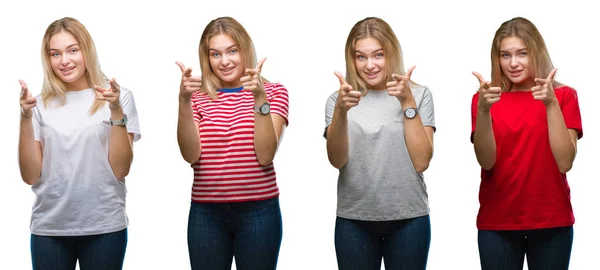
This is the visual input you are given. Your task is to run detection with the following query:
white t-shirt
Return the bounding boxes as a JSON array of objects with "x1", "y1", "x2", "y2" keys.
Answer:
[{"x1": 30, "y1": 87, "x2": 141, "y2": 236}]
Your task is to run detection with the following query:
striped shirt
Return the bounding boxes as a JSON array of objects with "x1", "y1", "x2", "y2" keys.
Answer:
[{"x1": 190, "y1": 82, "x2": 290, "y2": 203}]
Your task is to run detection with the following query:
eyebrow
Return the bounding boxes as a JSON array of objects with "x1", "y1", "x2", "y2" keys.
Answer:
[
  {"x1": 500, "y1": 48, "x2": 527, "y2": 53},
  {"x1": 49, "y1": 43, "x2": 79, "y2": 51},
  {"x1": 355, "y1": 48, "x2": 383, "y2": 54},
  {"x1": 209, "y1": 45, "x2": 237, "y2": 51}
]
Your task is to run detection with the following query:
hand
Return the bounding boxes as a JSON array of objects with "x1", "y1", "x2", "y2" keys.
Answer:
[
  {"x1": 334, "y1": 71, "x2": 361, "y2": 113},
  {"x1": 19, "y1": 80, "x2": 37, "y2": 118},
  {"x1": 241, "y1": 58, "x2": 266, "y2": 97},
  {"x1": 94, "y1": 78, "x2": 121, "y2": 110},
  {"x1": 473, "y1": 72, "x2": 501, "y2": 112},
  {"x1": 176, "y1": 61, "x2": 202, "y2": 100},
  {"x1": 532, "y1": 68, "x2": 558, "y2": 106},
  {"x1": 387, "y1": 66, "x2": 416, "y2": 103}
]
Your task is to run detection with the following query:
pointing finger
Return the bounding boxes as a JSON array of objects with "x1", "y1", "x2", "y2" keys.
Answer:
[
  {"x1": 472, "y1": 71, "x2": 487, "y2": 85},
  {"x1": 547, "y1": 68, "x2": 557, "y2": 81},
  {"x1": 405, "y1": 66, "x2": 416, "y2": 79},
  {"x1": 255, "y1": 57, "x2": 267, "y2": 73},
  {"x1": 334, "y1": 71, "x2": 348, "y2": 86},
  {"x1": 175, "y1": 61, "x2": 186, "y2": 73}
]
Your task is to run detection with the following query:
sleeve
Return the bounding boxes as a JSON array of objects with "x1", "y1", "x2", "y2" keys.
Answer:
[
  {"x1": 323, "y1": 91, "x2": 338, "y2": 139},
  {"x1": 417, "y1": 87, "x2": 436, "y2": 131},
  {"x1": 470, "y1": 92, "x2": 480, "y2": 143},
  {"x1": 120, "y1": 88, "x2": 142, "y2": 142},
  {"x1": 32, "y1": 101, "x2": 42, "y2": 142},
  {"x1": 191, "y1": 93, "x2": 202, "y2": 128},
  {"x1": 559, "y1": 87, "x2": 583, "y2": 139},
  {"x1": 266, "y1": 83, "x2": 290, "y2": 126}
]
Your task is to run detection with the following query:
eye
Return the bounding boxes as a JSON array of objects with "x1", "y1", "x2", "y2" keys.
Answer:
[
  {"x1": 229, "y1": 49, "x2": 237, "y2": 55},
  {"x1": 356, "y1": 55, "x2": 365, "y2": 60},
  {"x1": 501, "y1": 53, "x2": 509, "y2": 58},
  {"x1": 70, "y1": 48, "x2": 78, "y2": 53},
  {"x1": 211, "y1": 52, "x2": 220, "y2": 57},
  {"x1": 519, "y1": 51, "x2": 527, "y2": 56},
  {"x1": 376, "y1": 53, "x2": 384, "y2": 58},
  {"x1": 50, "y1": 52, "x2": 60, "y2": 57}
]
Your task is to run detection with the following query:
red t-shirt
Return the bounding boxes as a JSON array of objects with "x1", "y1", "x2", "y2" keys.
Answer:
[
  {"x1": 470, "y1": 86, "x2": 583, "y2": 230},
  {"x1": 190, "y1": 82, "x2": 290, "y2": 203}
]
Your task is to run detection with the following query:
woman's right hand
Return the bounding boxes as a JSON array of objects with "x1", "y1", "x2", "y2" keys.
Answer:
[
  {"x1": 19, "y1": 80, "x2": 37, "y2": 118},
  {"x1": 472, "y1": 72, "x2": 501, "y2": 112},
  {"x1": 176, "y1": 61, "x2": 202, "y2": 101},
  {"x1": 334, "y1": 71, "x2": 361, "y2": 113}
]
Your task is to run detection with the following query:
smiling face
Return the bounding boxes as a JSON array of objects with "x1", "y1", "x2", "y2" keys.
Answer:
[
  {"x1": 48, "y1": 31, "x2": 89, "y2": 91},
  {"x1": 208, "y1": 34, "x2": 245, "y2": 89},
  {"x1": 354, "y1": 37, "x2": 387, "y2": 90},
  {"x1": 499, "y1": 36, "x2": 534, "y2": 91}
]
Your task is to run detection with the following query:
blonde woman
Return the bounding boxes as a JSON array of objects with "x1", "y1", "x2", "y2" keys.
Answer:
[
  {"x1": 18, "y1": 17, "x2": 141, "y2": 270},
  {"x1": 176, "y1": 17, "x2": 289, "y2": 270},
  {"x1": 471, "y1": 17, "x2": 582, "y2": 270},
  {"x1": 324, "y1": 17, "x2": 435, "y2": 270}
]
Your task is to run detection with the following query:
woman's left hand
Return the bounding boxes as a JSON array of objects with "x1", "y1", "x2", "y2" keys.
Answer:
[
  {"x1": 387, "y1": 66, "x2": 416, "y2": 103},
  {"x1": 95, "y1": 78, "x2": 121, "y2": 110},
  {"x1": 532, "y1": 68, "x2": 558, "y2": 106},
  {"x1": 241, "y1": 58, "x2": 267, "y2": 97}
]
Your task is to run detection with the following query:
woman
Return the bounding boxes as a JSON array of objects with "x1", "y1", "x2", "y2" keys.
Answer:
[
  {"x1": 176, "y1": 17, "x2": 289, "y2": 270},
  {"x1": 18, "y1": 17, "x2": 141, "y2": 270},
  {"x1": 324, "y1": 17, "x2": 435, "y2": 270},
  {"x1": 471, "y1": 17, "x2": 582, "y2": 270}
]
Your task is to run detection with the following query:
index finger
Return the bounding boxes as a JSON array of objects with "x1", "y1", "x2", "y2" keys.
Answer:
[
  {"x1": 175, "y1": 61, "x2": 186, "y2": 73},
  {"x1": 547, "y1": 68, "x2": 557, "y2": 81},
  {"x1": 255, "y1": 57, "x2": 267, "y2": 73},
  {"x1": 110, "y1": 78, "x2": 120, "y2": 92},
  {"x1": 334, "y1": 71, "x2": 348, "y2": 86},
  {"x1": 472, "y1": 71, "x2": 489, "y2": 88},
  {"x1": 19, "y1": 80, "x2": 29, "y2": 96},
  {"x1": 405, "y1": 65, "x2": 416, "y2": 79}
]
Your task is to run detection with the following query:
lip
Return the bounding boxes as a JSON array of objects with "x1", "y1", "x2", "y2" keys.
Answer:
[
  {"x1": 365, "y1": 71, "x2": 379, "y2": 79},
  {"x1": 508, "y1": 70, "x2": 522, "y2": 77},
  {"x1": 60, "y1": 66, "x2": 76, "y2": 75},
  {"x1": 221, "y1": 67, "x2": 235, "y2": 75}
]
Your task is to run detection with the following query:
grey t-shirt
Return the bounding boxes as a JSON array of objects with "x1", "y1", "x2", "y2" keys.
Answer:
[{"x1": 324, "y1": 86, "x2": 435, "y2": 221}]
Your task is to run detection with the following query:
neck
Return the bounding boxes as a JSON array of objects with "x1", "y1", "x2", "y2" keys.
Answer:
[
  {"x1": 509, "y1": 79, "x2": 535, "y2": 92},
  {"x1": 65, "y1": 78, "x2": 91, "y2": 92}
]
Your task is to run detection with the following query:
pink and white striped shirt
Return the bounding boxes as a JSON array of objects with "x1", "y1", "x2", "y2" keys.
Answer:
[{"x1": 190, "y1": 82, "x2": 289, "y2": 203}]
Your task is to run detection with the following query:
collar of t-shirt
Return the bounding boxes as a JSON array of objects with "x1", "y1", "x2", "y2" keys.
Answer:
[{"x1": 218, "y1": 86, "x2": 243, "y2": 93}]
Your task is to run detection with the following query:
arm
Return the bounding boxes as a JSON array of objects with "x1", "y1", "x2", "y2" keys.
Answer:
[
  {"x1": 177, "y1": 96, "x2": 201, "y2": 164},
  {"x1": 546, "y1": 101, "x2": 577, "y2": 173},
  {"x1": 108, "y1": 107, "x2": 134, "y2": 179},
  {"x1": 401, "y1": 97, "x2": 434, "y2": 174},
  {"x1": 253, "y1": 92, "x2": 286, "y2": 166},
  {"x1": 473, "y1": 107, "x2": 497, "y2": 170},
  {"x1": 326, "y1": 104, "x2": 349, "y2": 169},
  {"x1": 18, "y1": 116, "x2": 43, "y2": 185}
]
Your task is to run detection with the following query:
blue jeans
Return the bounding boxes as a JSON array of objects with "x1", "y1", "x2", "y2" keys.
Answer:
[
  {"x1": 334, "y1": 215, "x2": 431, "y2": 270},
  {"x1": 30, "y1": 228, "x2": 127, "y2": 270},
  {"x1": 187, "y1": 196, "x2": 282, "y2": 270},
  {"x1": 478, "y1": 226, "x2": 573, "y2": 270}
]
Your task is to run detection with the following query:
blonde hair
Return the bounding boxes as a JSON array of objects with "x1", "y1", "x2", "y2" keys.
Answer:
[
  {"x1": 41, "y1": 17, "x2": 107, "y2": 114},
  {"x1": 490, "y1": 17, "x2": 561, "y2": 91},
  {"x1": 199, "y1": 17, "x2": 263, "y2": 99},
  {"x1": 344, "y1": 17, "x2": 412, "y2": 94}
]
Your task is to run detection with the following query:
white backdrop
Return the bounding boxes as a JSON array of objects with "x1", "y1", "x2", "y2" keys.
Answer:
[{"x1": 1, "y1": 0, "x2": 598, "y2": 269}]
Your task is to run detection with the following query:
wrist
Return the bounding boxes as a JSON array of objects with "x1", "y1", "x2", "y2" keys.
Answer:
[
  {"x1": 545, "y1": 98, "x2": 559, "y2": 108},
  {"x1": 400, "y1": 97, "x2": 416, "y2": 109},
  {"x1": 254, "y1": 92, "x2": 268, "y2": 105}
]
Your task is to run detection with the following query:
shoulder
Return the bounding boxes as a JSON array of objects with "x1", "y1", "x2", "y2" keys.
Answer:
[
  {"x1": 264, "y1": 82, "x2": 287, "y2": 93},
  {"x1": 554, "y1": 85, "x2": 577, "y2": 97},
  {"x1": 410, "y1": 84, "x2": 432, "y2": 97}
]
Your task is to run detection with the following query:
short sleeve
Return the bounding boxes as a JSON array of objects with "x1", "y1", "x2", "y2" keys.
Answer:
[
  {"x1": 558, "y1": 86, "x2": 583, "y2": 139},
  {"x1": 120, "y1": 88, "x2": 142, "y2": 142},
  {"x1": 191, "y1": 93, "x2": 202, "y2": 127},
  {"x1": 323, "y1": 91, "x2": 338, "y2": 139},
  {"x1": 32, "y1": 102, "x2": 42, "y2": 142},
  {"x1": 266, "y1": 83, "x2": 290, "y2": 126},
  {"x1": 417, "y1": 87, "x2": 436, "y2": 131},
  {"x1": 470, "y1": 92, "x2": 480, "y2": 143}
]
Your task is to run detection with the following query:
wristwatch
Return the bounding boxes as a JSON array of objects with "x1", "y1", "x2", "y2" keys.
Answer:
[
  {"x1": 254, "y1": 102, "x2": 270, "y2": 115},
  {"x1": 404, "y1": 107, "x2": 418, "y2": 119},
  {"x1": 109, "y1": 114, "x2": 128, "y2": 126}
]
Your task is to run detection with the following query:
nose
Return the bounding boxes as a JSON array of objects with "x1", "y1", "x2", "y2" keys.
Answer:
[
  {"x1": 366, "y1": 58, "x2": 375, "y2": 70},
  {"x1": 221, "y1": 54, "x2": 231, "y2": 66},
  {"x1": 509, "y1": 56, "x2": 519, "y2": 68},
  {"x1": 60, "y1": 53, "x2": 70, "y2": 66}
]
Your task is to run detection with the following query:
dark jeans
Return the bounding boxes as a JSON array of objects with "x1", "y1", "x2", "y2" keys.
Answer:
[
  {"x1": 478, "y1": 226, "x2": 573, "y2": 270},
  {"x1": 30, "y1": 228, "x2": 127, "y2": 270},
  {"x1": 187, "y1": 196, "x2": 282, "y2": 270},
  {"x1": 334, "y1": 215, "x2": 431, "y2": 270}
]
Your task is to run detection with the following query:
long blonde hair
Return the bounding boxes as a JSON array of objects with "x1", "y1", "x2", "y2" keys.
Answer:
[
  {"x1": 199, "y1": 17, "x2": 262, "y2": 99},
  {"x1": 344, "y1": 17, "x2": 412, "y2": 94},
  {"x1": 490, "y1": 17, "x2": 561, "y2": 91},
  {"x1": 41, "y1": 17, "x2": 107, "y2": 114}
]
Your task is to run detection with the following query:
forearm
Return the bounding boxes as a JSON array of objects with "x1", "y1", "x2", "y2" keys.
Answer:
[
  {"x1": 177, "y1": 97, "x2": 201, "y2": 164},
  {"x1": 546, "y1": 102, "x2": 576, "y2": 173},
  {"x1": 18, "y1": 117, "x2": 42, "y2": 185},
  {"x1": 473, "y1": 109, "x2": 496, "y2": 170},
  {"x1": 253, "y1": 93, "x2": 278, "y2": 166},
  {"x1": 108, "y1": 108, "x2": 133, "y2": 179},
  {"x1": 326, "y1": 108, "x2": 349, "y2": 169},
  {"x1": 402, "y1": 99, "x2": 433, "y2": 173}
]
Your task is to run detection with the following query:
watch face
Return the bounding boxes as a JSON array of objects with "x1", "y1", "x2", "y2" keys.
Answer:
[
  {"x1": 405, "y1": 108, "x2": 416, "y2": 118},
  {"x1": 260, "y1": 104, "x2": 270, "y2": 114}
]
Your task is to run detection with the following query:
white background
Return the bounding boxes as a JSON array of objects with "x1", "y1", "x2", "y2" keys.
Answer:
[{"x1": 1, "y1": 0, "x2": 598, "y2": 269}]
